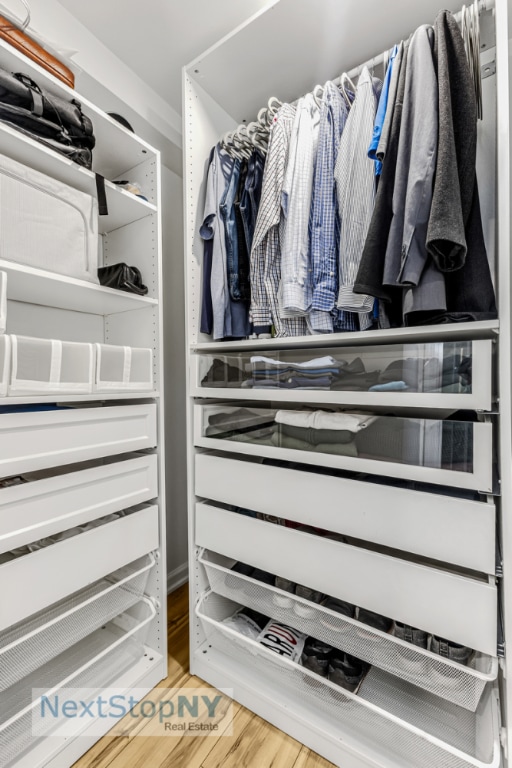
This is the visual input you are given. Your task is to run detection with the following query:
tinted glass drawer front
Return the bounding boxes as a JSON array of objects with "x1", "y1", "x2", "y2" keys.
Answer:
[
  {"x1": 195, "y1": 404, "x2": 494, "y2": 492},
  {"x1": 193, "y1": 339, "x2": 493, "y2": 410}
]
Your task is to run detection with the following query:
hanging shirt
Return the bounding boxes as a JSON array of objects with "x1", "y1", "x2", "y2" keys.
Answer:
[
  {"x1": 335, "y1": 67, "x2": 382, "y2": 327},
  {"x1": 309, "y1": 81, "x2": 358, "y2": 333},
  {"x1": 368, "y1": 44, "x2": 399, "y2": 176},
  {"x1": 279, "y1": 93, "x2": 320, "y2": 317},
  {"x1": 376, "y1": 41, "x2": 404, "y2": 166},
  {"x1": 250, "y1": 104, "x2": 307, "y2": 337}
]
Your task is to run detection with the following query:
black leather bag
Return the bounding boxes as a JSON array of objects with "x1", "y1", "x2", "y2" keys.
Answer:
[
  {"x1": 98, "y1": 264, "x2": 148, "y2": 295},
  {"x1": 0, "y1": 69, "x2": 95, "y2": 168}
]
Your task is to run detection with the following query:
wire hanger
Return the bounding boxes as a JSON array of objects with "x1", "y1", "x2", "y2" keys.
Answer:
[{"x1": 339, "y1": 72, "x2": 356, "y2": 108}]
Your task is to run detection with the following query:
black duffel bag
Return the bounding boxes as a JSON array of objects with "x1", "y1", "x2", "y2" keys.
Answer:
[{"x1": 0, "y1": 69, "x2": 95, "y2": 168}]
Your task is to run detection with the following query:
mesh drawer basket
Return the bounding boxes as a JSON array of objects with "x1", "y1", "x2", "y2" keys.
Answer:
[
  {"x1": 197, "y1": 593, "x2": 500, "y2": 768},
  {"x1": 9, "y1": 335, "x2": 94, "y2": 395},
  {"x1": 0, "y1": 597, "x2": 155, "y2": 767},
  {"x1": 94, "y1": 343, "x2": 153, "y2": 392},
  {"x1": 200, "y1": 550, "x2": 498, "y2": 712},
  {"x1": 0, "y1": 553, "x2": 155, "y2": 692}
]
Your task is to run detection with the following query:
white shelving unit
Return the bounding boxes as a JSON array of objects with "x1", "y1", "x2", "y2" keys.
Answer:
[
  {"x1": 0, "y1": 35, "x2": 167, "y2": 768},
  {"x1": 183, "y1": 1, "x2": 510, "y2": 766}
]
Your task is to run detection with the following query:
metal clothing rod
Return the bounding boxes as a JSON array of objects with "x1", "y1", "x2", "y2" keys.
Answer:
[{"x1": 333, "y1": 0, "x2": 494, "y2": 85}]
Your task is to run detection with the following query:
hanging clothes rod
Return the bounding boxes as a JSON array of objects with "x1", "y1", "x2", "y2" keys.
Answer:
[{"x1": 334, "y1": 0, "x2": 494, "y2": 84}]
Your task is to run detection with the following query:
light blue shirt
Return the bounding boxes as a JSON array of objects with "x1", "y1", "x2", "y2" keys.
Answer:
[{"x1": 368, "y1": 44, "x2": 399, "y2": 175}]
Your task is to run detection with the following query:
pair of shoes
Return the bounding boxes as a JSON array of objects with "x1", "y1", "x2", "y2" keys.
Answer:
[
  {"x1": 394, "y1": 622, "x2": 473, "y2": 664},
  {"x1": 273, "y1": 577, "x2": 324, "y2": 617},
  {"x1": 301, "y1": 638, "x2": 369, "y2": 693}
]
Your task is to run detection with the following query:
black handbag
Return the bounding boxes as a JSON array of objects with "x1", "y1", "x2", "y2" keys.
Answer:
[
  {"x1": 98, "y1": 264, "x2": 148, "y2": 295},
  {"x1": 0, "y1": 69, "x2": 95, "y2": 168}
]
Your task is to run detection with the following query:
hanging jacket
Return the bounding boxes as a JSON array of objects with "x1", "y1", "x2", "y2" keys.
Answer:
[{"x1": 421, "y1": 9, "x2": 496, "y2": 320}]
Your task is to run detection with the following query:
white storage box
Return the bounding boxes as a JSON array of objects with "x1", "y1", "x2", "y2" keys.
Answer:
[
  {"x1": 94, "y1": 343, "x2": 153, "y2": 392},
  {"x1": 0, "y1": 271, "x2": 6, "y2": 334},
  {"x1": 0, "y1": 154, "x2": 99, "y2": 283},
  {"x1": 0, "y1": 335, "x2": 10, "y2": 397},
  {"x1": 9, "y1": 335, "x2": 94, "y2": 395}
]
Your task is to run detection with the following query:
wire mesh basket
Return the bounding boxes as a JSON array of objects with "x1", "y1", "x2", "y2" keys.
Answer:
[
  {"x1": 0, "y1": 553, "x2": 155, "y2": 692},
  {"x1": 197, "y1": 591, "x2": 500, "y2": 768},
  {"x1": 0, "y1": 597, "x2": 155, "y2": 767},
  {"x1": 200, "y1": 550, "x2": 497, "y2": 712}
]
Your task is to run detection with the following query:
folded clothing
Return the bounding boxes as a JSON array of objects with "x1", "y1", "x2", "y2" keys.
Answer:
[
  {"x1": 275, "y1": 410, "x2": 376, "y2": 432},
  {"x1": 250, "y1": 355, "x2": 342, "y2": 370},
  {"x1": 201, "y1": 358, "x2": 247, "y2": 387},
  {"x1": 250, "y1": 375, "x2": 333, "y2": 390},
  {"x1": 207, "y1": 408, "x2": 275, "y2": 436},
  {"x1": 280, "y1": 424, "x2": 358, "y2": 445}
]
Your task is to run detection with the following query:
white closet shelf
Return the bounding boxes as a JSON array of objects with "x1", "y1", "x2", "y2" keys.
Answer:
[
  {"x1": 192, "y1": 320, "x2": 499, "y2": 352},
  {"x1": 1, "y1": 260, "x2": 158, "y2": 315},
  {"x1": 0, "y1": 122, "x2": 157, "y2": 234},
  {"x1": 0, "y1": 39, "x2": 158, "y2": 181}
]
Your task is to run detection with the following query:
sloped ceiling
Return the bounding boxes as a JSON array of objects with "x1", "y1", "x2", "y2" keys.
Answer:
[{"x1": 58, "y1": 0, "x2": 273, "y2": 114}]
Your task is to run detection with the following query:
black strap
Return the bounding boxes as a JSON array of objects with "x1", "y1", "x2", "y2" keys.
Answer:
[{"x1": 95, "y1": 173, "x2": 108, "y2": 216}]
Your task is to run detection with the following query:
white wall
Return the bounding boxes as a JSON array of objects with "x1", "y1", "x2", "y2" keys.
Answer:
[{"x1": 161, "y1": 167, "x2": 188, "y2": 591}]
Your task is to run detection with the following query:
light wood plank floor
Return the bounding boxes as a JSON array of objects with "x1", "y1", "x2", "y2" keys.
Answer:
[{"x1": 73, "y1": 584, "x2": 335, "y2": 768}]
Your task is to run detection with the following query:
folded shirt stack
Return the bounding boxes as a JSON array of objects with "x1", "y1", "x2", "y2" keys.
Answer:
[{"x1": 245, "y1": 355, "x2": 343, "y2": 390}]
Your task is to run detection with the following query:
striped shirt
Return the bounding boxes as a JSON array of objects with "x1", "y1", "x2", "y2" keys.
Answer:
[
  {"x1": 309, "y1": 81, "x2": 358, "y2": 333},
  {"x1": 250, "y1": 104, "x2": 307, "y2": 337},
  {"x1": 280, "y1": 94, "x2": 320, "y2": 317},
  {"x1": 335, "y1": 67, "x2": 381, "y2": 325}
]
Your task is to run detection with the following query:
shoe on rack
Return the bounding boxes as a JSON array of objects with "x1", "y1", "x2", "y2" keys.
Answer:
[
  {"x1": 249, "y1": 568, "x2": 276, "y2": 592},
  {"x1": 293, "y1": 585, "x2": 325, "y2": 618},
  {"x1": 320, "y1": 597, "x2": 356, "y2": 633},
  {"x1": 273, "y1": 576, "x2": 296, "y2": 608},
  {"x1": 301, "y1": 638, "x2": 333, "y2": 683},
  {"x1": 393, "y1": 622, "x2": 429, "y2": 678},
  {"x1": 429, "y1": 635, "x2": 473, "y2": 690},
  {"x1": 357, "y1": 607, "x2": 393, "y2": 642},
  {"x1": 328, "y1": 652, "x2": 369, "y2": 693}
]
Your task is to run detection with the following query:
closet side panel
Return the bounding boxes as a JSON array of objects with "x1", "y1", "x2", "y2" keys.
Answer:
[
  {"x1": 496, "y1": 0, "x2": 512, "y2": 755},
  {"x1": 182, "y1": 71, "x2": 238, "y2": 663}
]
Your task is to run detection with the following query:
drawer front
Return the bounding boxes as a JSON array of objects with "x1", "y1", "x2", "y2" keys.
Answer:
[
  {"x1": 0, "y1": 404, "x2": 157, "y2": 475},
  {"x1": 195, "y1": 455, "x2": 496, "y2": 574},
  {"x1": 0, "y1": 455, "x2": 158, "y2": 554},
  {"x1": 195, "y1": 405, "x2": 494, "y2": 493},
  {"x1": 0, "y1": 505, "x2": 159, "y2": 631},
  {"x1": 192, "y1": 339, "x2": 493, "y2": 411},
  {"x1": 195, "y1": 503, "x2": 497, "y2": 656}
]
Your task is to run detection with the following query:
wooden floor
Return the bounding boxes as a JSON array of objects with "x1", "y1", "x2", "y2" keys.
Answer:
[{"x1": 73, "y1": 583, "x2": 335, "y2": 768}]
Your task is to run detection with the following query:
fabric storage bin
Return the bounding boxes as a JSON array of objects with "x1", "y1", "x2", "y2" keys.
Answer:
[
  {"x1": 0, "y1": 334, "x2": 10, "y2": 397},
  {"x1": 0, "y1": 154, "x2": 99, "y2": 283},
  {"x1": 94, "y1": 343, "x2": 153, "y2": 392},
  {"x1": 8, "y1": 335, "x2": 94, "y2": 395},
  {"x1": 0, "y1": 270, "x2": 6, "y2": 334}
]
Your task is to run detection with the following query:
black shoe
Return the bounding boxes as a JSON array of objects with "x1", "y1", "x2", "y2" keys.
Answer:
[
  {"x1": 225, "y1": 561, "x2": 255, "y2": 590},
  {"x1": 320, "y1": 597, "x2": 356, "y2": 632},
  {"x1": 301, "y1": 638, "x2": 333, "y2": 679},
  {"x1": 328, "y1": 653, "x2": 369, "y2": 692},
  {"x1": 357, "y1": 607, "x2": 393, "y2": 634}
]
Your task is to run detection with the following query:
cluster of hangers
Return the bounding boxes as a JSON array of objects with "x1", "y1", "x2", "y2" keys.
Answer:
[
  {"x1": 220, "y1": 0, "x2": 485, "y2": 159},
  {"x1": 220, "y1": 72, "x2": 357, "y2": 159}
]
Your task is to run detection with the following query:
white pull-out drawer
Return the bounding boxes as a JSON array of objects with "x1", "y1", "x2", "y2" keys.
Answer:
[
  {"x1": 0, "y1": 504, "x2": 159, "y2": 631},
  {"x1": 0, "y1": 454, "x2": 158, "y2": 554},
  {"x1": 192, "y1": 339, "x2": 493, "y2": 411},
  {"x1": 195, "y1": 405, "x2": 494, "y2": 492},
  {"x1": 195, "y1": 455, "x2": 496, "y2": 574},
  {"x1": 0, "y1": 404, "x2": 157, "y2": 475},
  {"x1": 195, "y1": 503, "x2": 497, "y2": 655}
]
